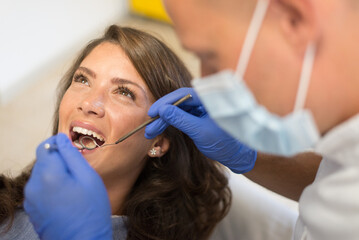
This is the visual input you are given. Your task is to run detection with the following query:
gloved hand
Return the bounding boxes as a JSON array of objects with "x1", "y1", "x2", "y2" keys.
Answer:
[
  {"x1": 145, "y1": 87, "x2": 257, "y2": 173},
  {"x1": 24, "y1": 133, "x2": 112, "y2": 240}
]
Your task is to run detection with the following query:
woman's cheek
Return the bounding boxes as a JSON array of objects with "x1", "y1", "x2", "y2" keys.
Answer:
[{"x1": 114, "y1": 111, "x2": 147, "y2": 132}]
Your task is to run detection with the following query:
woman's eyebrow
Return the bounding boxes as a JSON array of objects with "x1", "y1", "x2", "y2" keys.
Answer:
[{"x1": 78, "y1": 66, "x2": 96, "y2": 78}]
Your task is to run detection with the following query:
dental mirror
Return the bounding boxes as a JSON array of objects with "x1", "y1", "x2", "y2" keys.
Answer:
[{"x1": 78, "y1": 94, "x2": 192, "y2": 150}]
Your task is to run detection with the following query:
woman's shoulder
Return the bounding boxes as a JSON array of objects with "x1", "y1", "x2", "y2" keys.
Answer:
[
  {"x1": 0, "y1": 210, "x2": 128, "y2": 240},
  {"x1": 0, "y1": 209, "x2": 39, "y2": 240}
]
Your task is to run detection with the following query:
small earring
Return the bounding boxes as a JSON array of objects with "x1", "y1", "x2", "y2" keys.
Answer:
[{"x1": 150, "y1": 148, "x2": 157, "y2": 156}]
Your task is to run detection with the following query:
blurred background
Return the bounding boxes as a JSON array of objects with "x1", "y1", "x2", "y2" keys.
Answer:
[{"x1": 0, "y1": 0, "x2": 199, "y2": 175}]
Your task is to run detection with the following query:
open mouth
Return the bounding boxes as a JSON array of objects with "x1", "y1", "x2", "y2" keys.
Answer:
[{"x1": 70, "y1": 126, "x2": 105, "y2": 150}]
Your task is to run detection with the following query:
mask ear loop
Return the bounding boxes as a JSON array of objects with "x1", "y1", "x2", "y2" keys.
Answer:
[
  {"x1": 293, "y1": 43, "x2": 316, "y2": 112},
  {"x1": 235, "y1": 0, "x2": 270, "y2": 79}
]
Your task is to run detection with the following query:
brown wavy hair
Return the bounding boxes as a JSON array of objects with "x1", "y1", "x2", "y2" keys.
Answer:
[{"x1": 0, "y1": 25, "x2": 231, "y2": 239}]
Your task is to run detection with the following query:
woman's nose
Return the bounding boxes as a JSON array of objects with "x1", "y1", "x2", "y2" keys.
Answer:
[{"x1": 78, "y1": 94, "x2": 105, "y2": 118}]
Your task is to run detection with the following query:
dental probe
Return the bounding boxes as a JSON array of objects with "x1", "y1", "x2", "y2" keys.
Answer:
[
  {"x1": 44, "y1": 94, "x2": 192, "y2": 151},
  {"x1": 79, "y1": 93, "x2": 192, "y2": 150}
]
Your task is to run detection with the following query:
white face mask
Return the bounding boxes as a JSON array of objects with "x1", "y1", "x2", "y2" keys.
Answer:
[{"x1": 191, "y1": 0, "x2": 320, "y2": 156}]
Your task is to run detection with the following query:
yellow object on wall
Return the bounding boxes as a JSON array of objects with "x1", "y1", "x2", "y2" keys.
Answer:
[{"x1": 129, "y1": 0, "x2": 171, "y2": 23}]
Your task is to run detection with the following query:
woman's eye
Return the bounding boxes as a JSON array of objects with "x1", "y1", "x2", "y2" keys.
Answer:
[
  {"x1": 73, "y1": 74, "x2": 89, "y2": 85},
  {"x1": 116, "y1": 86, "x2": 135, "y2": 100}
]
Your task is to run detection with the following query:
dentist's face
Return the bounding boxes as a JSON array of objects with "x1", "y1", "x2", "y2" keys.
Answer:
[
  {"x1": 163, "y1": 0, "x2": 301, "y2": 116},
  {"x1": 58, "y1": 42, "x2": 155, "y2": 181}
]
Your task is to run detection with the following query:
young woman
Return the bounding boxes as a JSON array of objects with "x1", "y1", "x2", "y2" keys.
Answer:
[{"x1": 0, "y1": 25, "x2": 231, "y2": 239}]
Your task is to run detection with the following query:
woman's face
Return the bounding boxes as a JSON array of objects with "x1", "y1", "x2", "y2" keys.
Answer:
[{"x1": 58, "y1": 42, "x2": 156, "y2": 181}]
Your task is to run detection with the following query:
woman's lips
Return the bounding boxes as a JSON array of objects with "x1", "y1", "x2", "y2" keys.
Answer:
[{"x1": 77, "y1": 147, "x2": 98, "y2": 154}]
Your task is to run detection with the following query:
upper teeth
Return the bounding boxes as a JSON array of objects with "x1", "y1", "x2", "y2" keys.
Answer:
[{"x1": 73, "y1": 126, "x2": 104, "y2": 142}]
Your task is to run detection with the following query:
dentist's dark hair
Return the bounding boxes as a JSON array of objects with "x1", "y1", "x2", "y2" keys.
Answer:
[{"x1": 0, "y1": 25, "x2": 231, "y2": 239}]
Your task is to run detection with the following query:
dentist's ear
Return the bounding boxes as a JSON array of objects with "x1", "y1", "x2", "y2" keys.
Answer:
[
  {"x1": 272, "y1": 0, "x2": 319, "y2": 51},
  {"x1": 147, "y1": 135, "x2": 170, "y2": 158}
]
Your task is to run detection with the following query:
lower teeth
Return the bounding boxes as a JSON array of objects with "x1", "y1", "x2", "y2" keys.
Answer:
[{"x1": 74, "y1": 140, "x2": 84, "y2": 149}]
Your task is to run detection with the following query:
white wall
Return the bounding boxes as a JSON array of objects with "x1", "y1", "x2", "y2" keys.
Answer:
[{"x1": 0, "y1": 0, "x2": 129, "y2": 105}]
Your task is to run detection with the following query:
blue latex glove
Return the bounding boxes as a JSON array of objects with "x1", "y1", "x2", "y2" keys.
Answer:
[
  {"x1": 145, "y1": 87, "x2": 257, "y2": 174},
  {"x1": 24, "y1": 133, "x2": 112, "y2": 240}
]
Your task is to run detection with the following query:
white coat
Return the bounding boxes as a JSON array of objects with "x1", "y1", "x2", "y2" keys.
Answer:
[{"x1": 294, "y1": 114, "x2": 359, "y2": 240}]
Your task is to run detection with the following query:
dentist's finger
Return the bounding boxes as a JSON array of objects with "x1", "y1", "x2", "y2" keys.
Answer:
[{"x1": 145, "y1": 118, "x2": 169, "y2": 139}]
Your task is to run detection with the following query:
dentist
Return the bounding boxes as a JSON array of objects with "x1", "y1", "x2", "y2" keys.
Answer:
[{"x1": 24, "y1": 0, "x2": 359, "y2": 239}]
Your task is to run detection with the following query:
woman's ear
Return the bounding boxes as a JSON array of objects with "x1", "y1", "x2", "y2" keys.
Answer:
[
  {"x1": 147, "y1": 135, "x2": 170, "y2": 158},
  {"x1": 272, "y1": 0, "x2": 319, "y2": 50}
]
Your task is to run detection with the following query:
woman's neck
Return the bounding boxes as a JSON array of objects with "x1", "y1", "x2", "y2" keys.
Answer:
[{"x1": 102, "y1": 173, "x2": 138, "y2": 215}]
